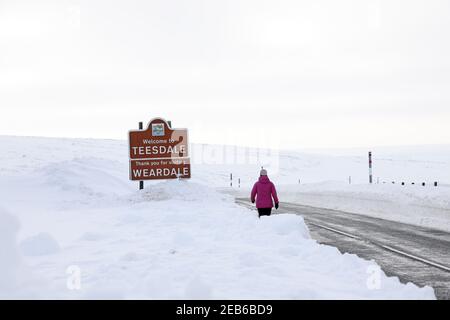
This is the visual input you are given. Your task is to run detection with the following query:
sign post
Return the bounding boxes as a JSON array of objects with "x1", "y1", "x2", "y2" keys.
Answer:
[
  {"x1": 138, "y1": 121, "x2": 144, "y2": 190},
  {"x1": 369, "y1": 151, "x2": 373, "y2": 184},
  {"x1": 129, "y1": 118, "x2": 191, "y2": 186}
]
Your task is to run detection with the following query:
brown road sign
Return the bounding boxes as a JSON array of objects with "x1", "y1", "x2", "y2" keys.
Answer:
[
  {"x1": 129, "y1": 118, "x2": 191, "y2": 181},
  {"x1": 129, "y1": 118, "x2": 189, "y2": 160}
]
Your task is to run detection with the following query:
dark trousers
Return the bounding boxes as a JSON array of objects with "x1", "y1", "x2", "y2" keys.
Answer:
[{"x1": 257, "y1": 207, "x2": 272, "y2": 218}]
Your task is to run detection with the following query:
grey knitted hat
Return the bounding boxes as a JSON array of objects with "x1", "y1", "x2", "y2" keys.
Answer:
[{"x1": 260, "y1": 169, "x2": 268, "y2": 176}]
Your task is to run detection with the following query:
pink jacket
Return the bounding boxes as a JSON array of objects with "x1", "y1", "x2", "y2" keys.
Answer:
[{"x1": 251, "y1": 176, "x2": 279, "y2": 209}]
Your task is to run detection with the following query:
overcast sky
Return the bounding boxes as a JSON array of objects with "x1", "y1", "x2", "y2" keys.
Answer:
[{"x1": 1, "y1": 0, "x2": 450, "y2": 149}]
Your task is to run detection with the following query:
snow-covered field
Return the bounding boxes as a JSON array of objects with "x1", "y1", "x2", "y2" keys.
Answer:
[{"x1": 0, "y1": 135, "x2": 441, "y2": 299}]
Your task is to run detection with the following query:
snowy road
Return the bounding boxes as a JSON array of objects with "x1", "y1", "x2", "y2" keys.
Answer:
[{"x1": 236, "y1": 199, "x2": 450, "y2": 300}]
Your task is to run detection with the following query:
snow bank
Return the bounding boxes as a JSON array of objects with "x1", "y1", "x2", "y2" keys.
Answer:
[
  {"x1": 35, "y1": 157, "x2": 132, "y2": 206},
  {"x1": 84, "y1": 180, "x2": 432, "y2": 300},
  {"x1": 20, "y1": 177, "x2": 438, "y2": 299}
]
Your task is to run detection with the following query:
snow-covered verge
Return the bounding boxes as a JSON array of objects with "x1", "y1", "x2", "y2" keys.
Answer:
[
  {"x1": 270, "y1": 182, "x2": 450, "y2": 232},
  {"x1": 0, "y1": 136, "x2": 438, "y2": 299}
]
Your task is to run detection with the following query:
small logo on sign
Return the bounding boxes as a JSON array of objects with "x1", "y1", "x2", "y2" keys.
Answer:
[{"x1": 152, "y1": 123, "x2": 165, "y2": 137}]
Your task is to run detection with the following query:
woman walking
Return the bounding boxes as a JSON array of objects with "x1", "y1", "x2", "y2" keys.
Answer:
[{"x1": 251, "y1": 169, "x2": 279, "y2": 218}]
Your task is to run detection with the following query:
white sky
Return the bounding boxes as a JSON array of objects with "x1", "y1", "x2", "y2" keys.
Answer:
[{"x1": 1, "y1": 0, "x2": 450, "y2": 149}]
